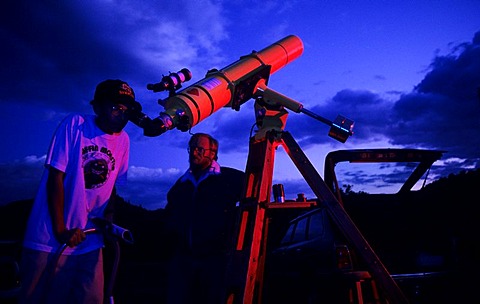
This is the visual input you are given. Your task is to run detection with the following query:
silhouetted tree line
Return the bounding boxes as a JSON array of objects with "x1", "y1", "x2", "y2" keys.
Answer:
[{"x1": 1, "y1": 168, "x2": 479, "y2": 259}]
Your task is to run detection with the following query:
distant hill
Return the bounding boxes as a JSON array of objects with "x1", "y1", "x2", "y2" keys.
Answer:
[{"x1": 2, "y1": 168, "x2": 478, "y2": 260}]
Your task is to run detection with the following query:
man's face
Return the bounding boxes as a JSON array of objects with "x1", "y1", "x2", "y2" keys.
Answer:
[
  {"x1": 95, "y1": 102, "x2": 130, "y2": 134},
  {"x1": 188, "y1": 136, "x2": 215, "y2": 172}
]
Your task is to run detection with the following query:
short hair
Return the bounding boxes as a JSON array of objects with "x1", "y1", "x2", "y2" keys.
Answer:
[{"x1": 189, "y1": 133, "x2": 218, "y2": 160}]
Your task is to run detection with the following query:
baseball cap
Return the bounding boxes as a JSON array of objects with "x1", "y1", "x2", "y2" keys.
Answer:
[{"x1": 91, "y1": 79, "x2": 141, "y2": 111}]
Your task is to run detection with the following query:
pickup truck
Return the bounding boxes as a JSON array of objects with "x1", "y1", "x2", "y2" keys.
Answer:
[{"x1": 263, "y1": 148, "x2": 461, "y2": 304}]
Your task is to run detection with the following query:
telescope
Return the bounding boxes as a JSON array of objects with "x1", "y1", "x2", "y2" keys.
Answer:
[
  {"x1": 132, "y1": 35, "x2": 353, "y2": 142},
  {"x1": 130, "y1": 35, "x2": 304, "y2": 136}
]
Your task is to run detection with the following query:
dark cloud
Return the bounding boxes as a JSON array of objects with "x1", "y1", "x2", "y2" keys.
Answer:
[
  {"x1": 387, "y1": 31, "x2": 480, "y2": 166},
  {"x1": 283, "y1": 31, "x2": 480, "y2": 176},
  {"x1": 284, "y1": 89, "x2": 394, "y2": 147}
]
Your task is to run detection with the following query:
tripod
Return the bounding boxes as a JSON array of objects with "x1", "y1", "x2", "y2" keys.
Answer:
[{"x1": 223, "y1": 90, "x2": 409, "y2": 304}]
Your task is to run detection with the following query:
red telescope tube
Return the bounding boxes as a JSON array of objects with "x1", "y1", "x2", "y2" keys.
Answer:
[{"x1": 159, "y1": 35, "x2": 304, "y2": 130}]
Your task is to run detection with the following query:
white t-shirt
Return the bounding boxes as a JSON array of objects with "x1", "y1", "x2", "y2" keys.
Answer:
[{"x1": 23, "y1": 113, "x2": 129, "y2": 255}]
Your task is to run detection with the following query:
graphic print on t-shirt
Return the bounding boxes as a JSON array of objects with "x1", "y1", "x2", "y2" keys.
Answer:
[{"x1": 82, "y1": 145, "x2": 116, "y2": 189}]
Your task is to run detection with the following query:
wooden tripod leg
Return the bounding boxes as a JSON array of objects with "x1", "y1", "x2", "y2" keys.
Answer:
[{"x1": 224, "y1": 133, "x2": 277, "y2": 304}]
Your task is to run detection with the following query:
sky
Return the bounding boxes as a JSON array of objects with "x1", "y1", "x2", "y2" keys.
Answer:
[{"x1": 1, "y1": 0, "x2": 479, "y2": 210}]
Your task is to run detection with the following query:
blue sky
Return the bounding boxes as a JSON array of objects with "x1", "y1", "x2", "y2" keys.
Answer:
[{"x1": 1, "y1": 1, "x2": 479, "y2": 210}]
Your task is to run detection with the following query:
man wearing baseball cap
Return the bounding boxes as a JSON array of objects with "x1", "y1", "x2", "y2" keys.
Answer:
[{"x1": 19, "y1": 79, "x2": 136, "y2": 303}]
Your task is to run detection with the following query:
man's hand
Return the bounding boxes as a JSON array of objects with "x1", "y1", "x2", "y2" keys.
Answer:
[{"x1": 57, "y1": 228, "x2": 86, "y2": 247}]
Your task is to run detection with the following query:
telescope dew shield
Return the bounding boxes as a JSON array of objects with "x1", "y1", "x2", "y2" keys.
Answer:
[{"x1": 160, "y1": 35, "x2": 304, "y2": 131}]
